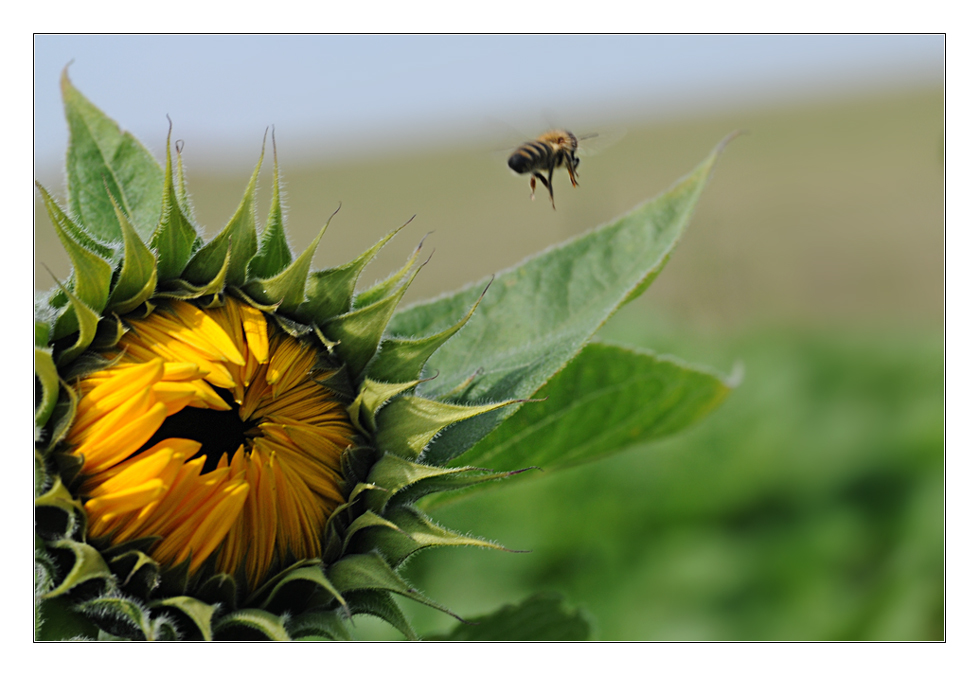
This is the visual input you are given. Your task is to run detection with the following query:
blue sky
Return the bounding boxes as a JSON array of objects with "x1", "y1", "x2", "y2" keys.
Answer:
[{"x1": 34, "y1": 35, "x2": 943, "y2": 168}]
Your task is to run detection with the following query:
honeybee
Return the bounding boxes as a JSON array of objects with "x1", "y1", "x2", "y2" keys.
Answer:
[{"x1": 507, "y1": 129, "x2": 596, "y2": 209}]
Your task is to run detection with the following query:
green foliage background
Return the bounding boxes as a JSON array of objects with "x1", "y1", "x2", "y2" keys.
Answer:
[{"x1": 35, "y1": 87, "x2": 943, "y2": 640}]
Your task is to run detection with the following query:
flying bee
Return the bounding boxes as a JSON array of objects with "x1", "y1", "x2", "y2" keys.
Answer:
[{"x1": 507, "y1": 129, "x2": 597, "y2": 209}]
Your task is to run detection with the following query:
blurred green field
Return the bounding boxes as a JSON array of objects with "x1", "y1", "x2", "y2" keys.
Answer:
[
  {"x1": 378, "y1": 317, "x2": 943, "y2": 640},
  {"x1": 34, "y1": 86, "x2": 943, "y2": 640}
]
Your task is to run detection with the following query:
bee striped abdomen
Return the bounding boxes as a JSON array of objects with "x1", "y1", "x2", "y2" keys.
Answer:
[{"x1": 508, "y1": 141, "x2": 552, "y2": 174}]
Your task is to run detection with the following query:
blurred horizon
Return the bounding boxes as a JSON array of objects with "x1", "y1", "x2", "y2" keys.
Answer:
[{"x1": 34, "y1": 35, "x2": 944, "y2": 171}]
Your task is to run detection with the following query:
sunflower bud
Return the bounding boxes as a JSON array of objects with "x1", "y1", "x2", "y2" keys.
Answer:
[{"x1": 35, "y1": 74, "x2": 525, "y2": 641}]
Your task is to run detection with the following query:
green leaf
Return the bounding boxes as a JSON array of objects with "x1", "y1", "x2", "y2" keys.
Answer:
[
  {"x1": 105, "y1": 194, "x2": 158, "y2": 314},
  {"x1": 246, "y1": 141, "x2": 292, "y2": 279},
  {"x1": 182, "y1": 139, "x2": 263, "y2": 288},
  {"x1": 151, "y1": 127, "x2": 199, "y2": 280},
  {"x1": 62, "y1": 70, "x2": 164, "y2": 242},
  {"x1": 426, "y1": 592, "x2": 593, "y2": 641},
  {"x1": 388, "y1": 143, "x2": 726, "y2": 464},
  {"x1": 453, "y1": 341, "x2": 732, "y2": 472}
]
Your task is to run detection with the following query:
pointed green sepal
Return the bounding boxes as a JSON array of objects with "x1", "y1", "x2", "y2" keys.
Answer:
[
  {"x1": 344, "y1": 590, "x2": 417, "y2": 640},
  {"x1": 39, "y1": 187, "x2": 113, "y2": 331},
  {"x1": 87, "y1": 315, "x2": 128, "y2": 352},
  {"x1": 156, "y1": 243, "x2": 231, "y2": 300},
  {"x1": 365, "y1": 453, "x2": 468, "y2": 494},
  {"x1": 173, "y1": 140, "x2": 199, "y2": 230},
  {"x1": 320, "y1": 267, "x2": 421, "y2": 379},
  {"x1": 43, "y1": 384, "x2": 79, "y2": 455},
  {"x1": 34, "y1": 476, "x2": 85, "y2": 537},
  {"x1": 367, "y1": 280, "x2": 489, "y2": 383},
  {"x1": 242, "y1": 206, "x2": 338, "y2": 314},
  {"x1": 286, "y1": 609, "x2": 353, "y2": 641},
  {"x1": 392, "y1": 467, "x2": 531, "y2": 509},
  {"x1": 363, "y1": 453, "x2": 534, "y2": 511},
  {"x1": 327, "y1": 552, "x2": 464, "y2": 623},
  {"x1": 297, "y1": 224, "x2": 408, "y2": 324},
  {"x1": 62, "y1": 69, "x2": 164, "y2": 242},
  {"x1": 246, "y1": 139, "x2": 292, "y2": 279},
  {"x1": 357, "y1": 504, "x2": 509, "y2": 568},
  {"x1": 42, "y1": 540, "x2": 114, "y2": 598},
  {"x1": 105, "y1": 193, "x2": 158, "y2": 314},
  {"x1": 54, "y1": 284, "x2": 101, "y2": 366},
  {"x1": 346, "y1": 482, "x2": 389, "y2": 511},
  {"x1": 107, "y1": 549, "x2": 160, "y2": 599},
  {"x1": 341, "y1": 511, "x2": 403, "y2": 553},
  {"x1": 182, "y1": 138, "x2": 263, "y2": 287},
  {"x1": 347, "y1": 377, "x2": 424, "y2": 435},
  {"x1": 74, "y1": 595, "x2": 170, "y2": 640},
  {"x1": 151, "y1": 126, "x2": 199, "y2": 280},
  {"x1": 425, "y1": 592, "x2": 594, "y2": 641},
  {"x1": 374, "y1": 394, "x2": 521, "y2": 459},
  {"x1": 251, "y1": 563, "x2": 346, "y2": 614},
  {"x1": 150, "y1": 596, "x2": 216, "y2": 641},
  {"x1": 193, "y1": 572, "x2": 237, "y2": 610},
  {"x1": 213, "y1": 608, "x2": 291, "y2": 641},
  {"x1": 35, "y1": 346, "x2": 59, "y2": 429},
  {"x1": 35, "y1": 594, "x2": 101, "y2": 641},
  {"x1": 353, "y1": 230, "x2": 425, "y2": 310},
  {"x1": 36, "y1": 182, "x2": 115, "y2": 259}
]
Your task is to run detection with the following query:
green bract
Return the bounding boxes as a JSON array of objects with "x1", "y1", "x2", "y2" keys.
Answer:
[{"x1": 34, "y1": 71, "x2": 733, "y2": 640}]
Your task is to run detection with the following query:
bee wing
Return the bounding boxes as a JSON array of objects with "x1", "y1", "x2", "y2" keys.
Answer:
[
  {"x1": 483, "y1": 116, "x2": 537, "y2": 159},
  {"x1": 576, "y1": 128, "x2": 627, "y2": 157}
]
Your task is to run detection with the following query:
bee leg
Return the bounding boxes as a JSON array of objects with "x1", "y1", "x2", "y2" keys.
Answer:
[
  {"x1": 532, "y1": 171, "x2": 551, "y2": 205},
  {"x1": 545, "y1": 164, "x2": 557, "y2": 209},
  {"x1": 567, "y1": 153, "x2": 580, "y2": 187},
  {"x1": 529, "y1": 175, "x2": 536, "y2": 200}
]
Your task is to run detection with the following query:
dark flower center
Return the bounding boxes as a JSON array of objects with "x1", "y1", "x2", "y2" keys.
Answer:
[{"x1": 139, "y1": 389, "x2": 253, "y2": 473}]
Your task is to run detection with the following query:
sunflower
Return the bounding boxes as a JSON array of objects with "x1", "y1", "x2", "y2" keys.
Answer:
[
  {"x1": 34, "y1": 75, "x2": 522, "y2": 641},
  {"x1": 69, "y1": 296, "x2": 357, "y2": 591}
]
